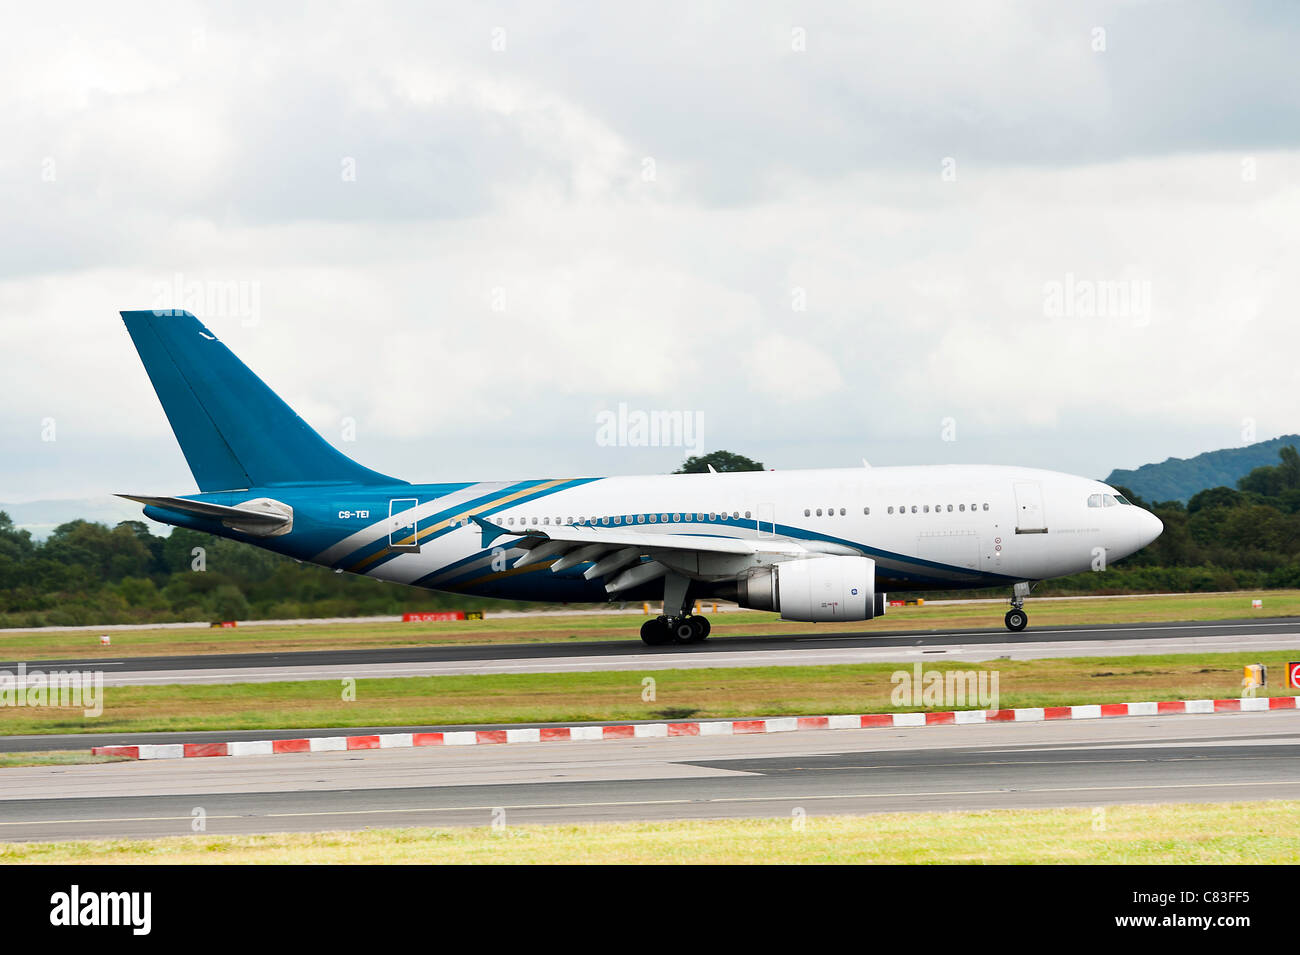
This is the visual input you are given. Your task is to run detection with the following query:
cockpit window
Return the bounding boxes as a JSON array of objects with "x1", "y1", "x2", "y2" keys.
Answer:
[{"x1": 1088, "y1": 493, "x2": 1126, "y2": 507}]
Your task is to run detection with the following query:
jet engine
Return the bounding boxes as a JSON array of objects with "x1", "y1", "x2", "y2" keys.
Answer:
[{"x1": 731, "y1": 555, "x2": 885, "y2": 622}]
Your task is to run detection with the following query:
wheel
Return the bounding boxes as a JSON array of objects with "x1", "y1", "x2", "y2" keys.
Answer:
[
  {"x1": 671, "y1": 616, "x2": 698, "y2": 643},
  {"x1": 640, "y1": 617, "x2": 672, "y2": 646},
  {"x1": 1004, "y1": 609, "x2": 1028, "y2": 632},
  {"x1": 693, "y1": 615, "x2": 711, "y2": 640}
]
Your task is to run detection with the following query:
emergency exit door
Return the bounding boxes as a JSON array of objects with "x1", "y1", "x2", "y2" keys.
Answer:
[
  {"x1": 388, "y1": 498, "x2": 420, "y2": 552},
  {"x1": 1013, "y1": 482, "x2": 1047, "y2": 534}
]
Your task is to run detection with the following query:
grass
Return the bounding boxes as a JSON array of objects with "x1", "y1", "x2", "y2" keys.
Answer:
[
  {"x1": 0, "y1": 750, "x2": 131, "y2": 768},
  {"x1": 1, "y1": 649, "x2": 1296, "y2": 736},
  {"x1": 1, "y1": 590, "x2": 1295, "y2": 662},
  {"x1": 3, "y1": 801, "x2": 1296, "y2": 864}
]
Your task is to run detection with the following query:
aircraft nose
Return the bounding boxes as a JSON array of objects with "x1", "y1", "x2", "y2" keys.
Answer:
[{"x1": 1135, "y1": 508, "x2": 1163, "y2": 550}]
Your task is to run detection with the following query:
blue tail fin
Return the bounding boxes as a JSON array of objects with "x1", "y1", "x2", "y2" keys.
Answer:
[{"x1": 121, "y1": 310, "x2": 403, "y2": 491}]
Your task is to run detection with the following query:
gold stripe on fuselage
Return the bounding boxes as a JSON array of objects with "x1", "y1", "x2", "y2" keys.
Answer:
[{"x1": 347, "y1": 479, "x2": 572, "y2": 574}]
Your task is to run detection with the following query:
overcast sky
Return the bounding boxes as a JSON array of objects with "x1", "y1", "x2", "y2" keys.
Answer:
[{"x1": 2, "y1": 0, "x2": 1298, "y2": 505}]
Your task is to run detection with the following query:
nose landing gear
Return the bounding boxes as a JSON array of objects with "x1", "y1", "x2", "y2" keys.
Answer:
[{"x1": 1004, "y1": 581, "x2": 1034, "y2": 632}]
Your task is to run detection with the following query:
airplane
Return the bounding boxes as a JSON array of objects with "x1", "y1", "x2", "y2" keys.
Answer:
[{"x1": 117, "y1": 309, "x2": 1164, "y2": 645}]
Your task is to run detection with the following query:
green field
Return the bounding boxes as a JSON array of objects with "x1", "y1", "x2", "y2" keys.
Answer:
[
  {"x1": 1, "y1": 648, "x2": 1295, "y2": 737},
  {"x1": 0, "y1": 750, "x2": 131, "y2": 768},
  {"x1": 3, "y1": 801, "x2": 1296, "y2": 864},
  {"x1": 1, "y1": 590, "x2": 1296, "y2": 662}
]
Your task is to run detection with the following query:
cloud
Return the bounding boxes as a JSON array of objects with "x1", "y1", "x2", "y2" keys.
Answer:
[{"x1": 1, "y1": 1, "x2": 1297, "y2": 499}]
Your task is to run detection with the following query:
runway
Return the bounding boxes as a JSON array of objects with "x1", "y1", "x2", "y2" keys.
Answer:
[
  {"x1": 2, "y1": 710, "x2": 1297, "y2": 841},
  {"x1": 9, "y1": 617, "x2": 1300, "y2": 686}
]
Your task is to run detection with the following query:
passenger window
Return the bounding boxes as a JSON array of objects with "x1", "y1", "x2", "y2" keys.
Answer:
[
  {"x1": 864, "y1": 507, "x2": 870, "y2": 515},
  {"x1": 911, "y1": 506, "x2": 917, "y2": 514},
  {"x1": 947, "y1": 504, "x2": 953, "y2": 512},
  {"x1": 804, "y1": 508, "x2": 811, "y2": 517},
  {"x1": 982, "y1": 503, "x2": 989, "y2": 511},
  {"x1": 923, "y1": 505, "x2": 930, "y2": 513},
  {"x1": 959, "y1": 504, "x2": 965, "y2": 512},
  {"x1": 744, "y1": 511, "x2": 751, "y2": 519},
  {"x1": 816, "y1": 508, "x2": 823, "y2": 516},
  {"x1": 839, "y1": 507, "x2": 846, "y2": 516}
]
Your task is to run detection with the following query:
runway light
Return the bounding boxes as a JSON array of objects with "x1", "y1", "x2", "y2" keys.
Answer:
[
  {"x1": 1251, "y1": 598, "x2": 1263, "y2": 609},
  {"x1": 99, "y1": 634, "x2": 110, "y2": 646}
]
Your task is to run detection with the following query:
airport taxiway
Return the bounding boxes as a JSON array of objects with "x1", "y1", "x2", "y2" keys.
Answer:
[{"x1": 1, "y1": 710, "x2": 1297, "y2": 841}]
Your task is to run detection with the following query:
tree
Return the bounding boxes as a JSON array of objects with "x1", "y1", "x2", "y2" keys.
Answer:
[
  {"x1": 1188, "y1": 486, "x2": 1242, "y2": 514},
  {"x1": 674, "y1": 450, "x2": 765, "y2": 474},
  {"x1": 1237, "y1": 445, "x2": 1300, "y2": 496}
]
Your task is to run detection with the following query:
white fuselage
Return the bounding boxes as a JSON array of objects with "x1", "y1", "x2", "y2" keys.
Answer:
[{"x1": 337, "y1": 464, "x2": 1163, "y2": 598}]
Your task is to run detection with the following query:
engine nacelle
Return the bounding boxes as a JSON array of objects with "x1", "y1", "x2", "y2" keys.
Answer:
[{"x1": 733, "y1": 556, "x2": 885, "y2": 622}]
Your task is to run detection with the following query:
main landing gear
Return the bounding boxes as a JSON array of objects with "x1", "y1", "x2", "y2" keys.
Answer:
[
  {"x1": 640, "y1": 614, "x2": 711, "y2": 646},
  {"x1": 639, "y1": 570, "x2": 711, "y2": 646},
  {"x1": 1003, "y1": 581, "x2": 1033, "y2": 632}
]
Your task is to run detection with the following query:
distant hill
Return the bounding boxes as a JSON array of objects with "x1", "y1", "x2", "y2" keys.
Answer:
[{"x1": 1105, "y1": 434, "x2": 1300, "y2": 503}]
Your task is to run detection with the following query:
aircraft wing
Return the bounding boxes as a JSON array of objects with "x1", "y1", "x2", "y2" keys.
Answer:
[{"x1": 469, "y1": 516, "x2": 807, "y2": 592}]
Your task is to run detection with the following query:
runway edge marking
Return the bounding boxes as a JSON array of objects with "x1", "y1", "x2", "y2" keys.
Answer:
[{"x1": 90, "y1": 695, "x2": 1300, "y2": 761}]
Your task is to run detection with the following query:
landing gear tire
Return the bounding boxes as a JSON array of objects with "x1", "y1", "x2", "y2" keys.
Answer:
[
  {"x1": 692, "y1": 615, "x2": 711, "y2": 641},
  {"x1": 671, "y1": 617, "x2": 698, "y2": 644},
  {"x1": 1004, "y1": 609, "x2": 1028, "y2": 632},
  {"x1": 640, "y1": 617, "x2": 673, "y2": 646}
]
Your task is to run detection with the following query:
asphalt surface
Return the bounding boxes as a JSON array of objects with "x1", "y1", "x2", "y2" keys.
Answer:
[
  {"x1": 2, "y1": 711, "x2": 1297, "y2": 841},
  {"x1": 7, "y1": 616, "x2": 1300, "y2": 687}
]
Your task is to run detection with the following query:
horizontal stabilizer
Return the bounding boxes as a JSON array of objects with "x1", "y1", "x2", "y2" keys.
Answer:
[{"x1": 118, "y1": 494, "x2": 293, "y2": 536}]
